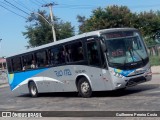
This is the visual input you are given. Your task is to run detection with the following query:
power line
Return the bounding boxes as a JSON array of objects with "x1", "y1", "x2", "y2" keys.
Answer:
[
  {"x1": 42, "y1": 3, "x2": 58, "y2": 7},
  {"x1": 60, "y1": 4, "x2": 97, "y2": 7},
  {"x1": 30, "y1": 0, "x2": 41, "y2": 7},
  {"x1": 35, "y1": 0, "x2": 44, "y2": 5},
  {"x1": 0, "y1": 4, "x2": 27, "y2": 19},
  {"x1": 12, "y1": 0, "x2": 32, "y2": 12},
  {"x1": 0, "y1": 1, "x2": 17, "y2": 10},
  {"x1": 55, "y1": 6, "x2": 96, "y2": 9},
  {"x1": 54, "y1": 4, "x2": 97, "y2": 9},
  {"x1": 55, "y1": 3, "x2": 160, "y2": 10},
  {"x1": 41, "y1": 0, "x2": 48, "y2": 4},
  {"x1": 60, "y1": 3, "x2": 160, "y2": 8},
  {"x1": 4, "y1": 0, "x2": 30, "y2": 15}
]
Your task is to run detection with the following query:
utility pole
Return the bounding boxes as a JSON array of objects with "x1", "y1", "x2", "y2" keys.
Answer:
[{"x1": 42, "y1": 3, "x2": 57, "y2": 42}]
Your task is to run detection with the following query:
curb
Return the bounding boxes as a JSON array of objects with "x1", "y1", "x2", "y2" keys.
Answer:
[
  {"x1": 0, "y1": 83, "x2": 9, "y2": 88},
  {"x1": 152, "y1": 73, "x2": 160, "y2": 74}
]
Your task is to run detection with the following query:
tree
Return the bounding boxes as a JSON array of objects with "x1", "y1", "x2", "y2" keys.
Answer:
[
  {"x1": 134, "y1": 10, "x2": 160, "y2": 46},
  {"x1": 77, "y1": 15, "x2": 86, "y2": 34},
  {"x1": 77, "y1": 5, "x2": 133, "y2": 33},
  {"x1": 77, "y1": 5, "x2": 160, "y2": 46},
  {"x1": 23, "y1": 10, "x2": 75, "y2": 47}
]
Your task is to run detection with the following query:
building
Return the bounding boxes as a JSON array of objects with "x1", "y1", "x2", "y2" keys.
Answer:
[{"x1": 0, "y1": 58, "x2": 6, "y2": 70}]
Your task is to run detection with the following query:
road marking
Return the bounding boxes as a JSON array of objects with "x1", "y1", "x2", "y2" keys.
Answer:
[{"x1": 147, "y1": 90, "x2": 160, "y2": 94}]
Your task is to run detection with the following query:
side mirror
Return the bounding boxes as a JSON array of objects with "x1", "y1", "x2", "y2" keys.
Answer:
[{"x1": 100, "y1": 37, "x2": 107, "y2": 52}]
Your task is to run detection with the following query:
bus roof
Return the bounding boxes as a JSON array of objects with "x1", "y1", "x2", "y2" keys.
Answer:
[{"x1": 7, "y1": 28, "x2": 137, "y2": 58}]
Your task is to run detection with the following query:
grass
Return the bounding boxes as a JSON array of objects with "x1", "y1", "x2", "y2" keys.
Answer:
[{"x1": 149, "y1": 56, "x2": 160, "y2": 66}]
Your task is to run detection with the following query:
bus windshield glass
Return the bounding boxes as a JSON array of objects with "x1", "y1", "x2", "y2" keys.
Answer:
[{"x1": 102, "y1": 31, "x2": 148, "y2": 68}]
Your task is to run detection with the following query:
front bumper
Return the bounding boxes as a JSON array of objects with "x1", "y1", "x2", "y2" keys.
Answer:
[{"x1": 113, "y1": 71, "x2": 152, "y2": 89}]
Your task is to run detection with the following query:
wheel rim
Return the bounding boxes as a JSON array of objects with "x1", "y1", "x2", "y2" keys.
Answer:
[
  {"x1": 31, "y1": 85, "x2": 37, "y2": 96},
  {"x1": 81, "y1": 81, "x2": 90, "y2": 93}
]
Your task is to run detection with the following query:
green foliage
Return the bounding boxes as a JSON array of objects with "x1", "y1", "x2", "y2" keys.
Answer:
[
  {"x1": 77, "y1": 5, "x2": 160, "y2": 46},
  {"x1": 149, "y1": 56, "x2": 160, "y2": 66},
  {"x1": 23, "y1": 10, "x2": 75, "y2": 47},
  {"x1": 56, "y1": 21, "x2": 75, "y2": 40},
  {"x1": 77, "y1": 5, "x2": 133, "y2": 33},
  {"x1": 144, "y1": 36, "x2": 157, "y2": 47}
]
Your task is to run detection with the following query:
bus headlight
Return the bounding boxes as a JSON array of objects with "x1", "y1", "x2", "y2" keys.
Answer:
[
  {"x1": 145, "y1": 68, "x2": 152, "y2": 76},
  {"x1": 146, "y1": 68, "x2": 151, "y2": 73},
  {"x1": 115, "y1": 73, "x2": 123, "y2": 78},
  {"x1": 111, "y1": 71, "x2": 123, "y2": 78}
]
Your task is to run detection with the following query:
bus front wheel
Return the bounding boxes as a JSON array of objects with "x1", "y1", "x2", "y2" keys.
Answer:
[
  {"x1": 78, "y1": 78, "x2": 92, "y2": 98},
  {"x1": 28, "y1": 81, "x2": 39, "y2": 97}
]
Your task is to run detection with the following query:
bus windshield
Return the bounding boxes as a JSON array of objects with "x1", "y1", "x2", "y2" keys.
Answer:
[{"x1": 103, "y1": 31, "x2": 148, "y2": 69}]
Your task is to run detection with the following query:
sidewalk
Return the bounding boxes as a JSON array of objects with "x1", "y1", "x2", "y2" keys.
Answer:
[{"x1": 151, "y1": 65, "x2": 160, "y2": 74}]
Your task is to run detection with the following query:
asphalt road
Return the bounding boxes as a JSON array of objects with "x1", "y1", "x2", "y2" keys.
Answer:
[{"x1": 0, "y1": 75, "x2": 160, "y2": 120}]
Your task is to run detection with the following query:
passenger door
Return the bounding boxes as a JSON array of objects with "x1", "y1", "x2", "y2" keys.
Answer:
[
  {"x1": 86, "y1": 40, "x2": 106, "y2": 90},
  {"x1": 86, "y1": 39, "x2": 113, "y2": 91}
]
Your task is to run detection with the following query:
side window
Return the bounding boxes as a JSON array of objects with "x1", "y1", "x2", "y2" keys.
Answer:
[
  {"x1": 50, "y1": 46, "x2": 65, "y2": 65},
  {"x1": 22, "y1": 54, "x2": 33, "y2": 70},
  {"x1": 3, "y1": 63, "x2": 6, "y2": 69},
  {"x1": 6, "y1": 59, "x2": 12, "y2": 73},
  {"x1": 65, "y1": 41, "x2": 84, "y2": 62},
  {"x1": 35, "y1": 51, "x2": 48, "y2": 67},
  {"x1": 87, "y1": 41, "x2": 100, "y2": 66},
  {"x1": 12, "y1": 57, "x2": 22, "y2": 72}
]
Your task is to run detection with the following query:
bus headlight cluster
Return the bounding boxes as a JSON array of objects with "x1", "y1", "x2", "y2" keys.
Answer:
[
  {"x1": 145, "y1": 68, "x2": 152, "y2": 76},
  {"x1": 112, "y1": 71, "x2": 123, "y2": 78},
  {"x1": 146, "y1": 68, "x2": 151, "y2": 73},
  {"x1": 114, "y1": 73, "x2": 123, "y2": 78}
]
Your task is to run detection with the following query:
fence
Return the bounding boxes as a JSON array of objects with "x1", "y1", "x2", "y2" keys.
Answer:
[
  {"x1": 147, "y1": 44, "x2": 160, "y2": 56},
  {"x1": 0, "y1": 70, "x2": 8, "y2": 85}
]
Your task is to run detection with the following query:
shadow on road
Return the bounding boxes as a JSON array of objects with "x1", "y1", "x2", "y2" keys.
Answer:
[
  {"x1": 18, "y1": 84, "x2": 159, "y2": 98},
  {"x1": 92, "y1": 84, "x2": 160, "y2": 97}
]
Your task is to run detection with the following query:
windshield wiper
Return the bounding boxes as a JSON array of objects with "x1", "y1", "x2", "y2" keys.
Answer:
[
  {"x1": 122, "y1": 48, "x2": 135, "y2": 69},
  {"x1": 131, "y1": 47, "x2": 145, "y2": 65},
  {"x1": 133, "y1": 49, "x2": 144, "y2": 64}
]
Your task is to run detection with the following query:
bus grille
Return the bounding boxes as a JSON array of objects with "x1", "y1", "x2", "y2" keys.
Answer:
[{"x1": 126, "y1": 76, "x2": 146, "y2": 87}]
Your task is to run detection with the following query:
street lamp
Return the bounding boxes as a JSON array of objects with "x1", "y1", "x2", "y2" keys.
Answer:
[{"x1": 31, "y1": 12, "x2": 56, "y2": 42}]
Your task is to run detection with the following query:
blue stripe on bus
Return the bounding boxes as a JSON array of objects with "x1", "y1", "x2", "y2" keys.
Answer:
[
  {"x1": 9, "y1": 68, "x2": 48, "y2": 90},
  {"x1": 114, "y1": 68, "x2": 135, "y2": 77}
]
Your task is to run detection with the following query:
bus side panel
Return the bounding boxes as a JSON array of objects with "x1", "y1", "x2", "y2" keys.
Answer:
[
  {"x1": 8, "y1": 65, "x2": 115, "y2": 94},
  {"x1": 35, "y1": 66, "x2": 78, "y2": 92},
  {"x1": 8, "y1": 68, "x2": 48, "y2": 93},
  {"x1": 34, "y1": 65, "x2": 112, "y2": 92},
  {"x1": 101, "y1": 69, "x2": 114, "y2": 90},
  {"x1": 81, "y1": 66, "x2": 112, "y2": 91}
]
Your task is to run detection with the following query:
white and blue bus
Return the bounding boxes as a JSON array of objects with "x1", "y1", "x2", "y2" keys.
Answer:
[{"x1": 6, "y1": 28, "x2": 152, "y2": 97}]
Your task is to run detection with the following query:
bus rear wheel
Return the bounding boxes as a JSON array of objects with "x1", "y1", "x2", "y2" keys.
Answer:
[
  {"x1": 78, "y1": 77, "x2": 92, "y2": 98},
  {"x1": 29, "y1": 81, "x2": 39, "y2": 97}
]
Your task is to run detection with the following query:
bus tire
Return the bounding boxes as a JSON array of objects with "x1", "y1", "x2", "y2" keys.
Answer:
[
  {"x1": 28, "y1": 81, "x2": 39, "y2": 97},
  {"x1": 77, "y1": 77, "x2": 92, "y2": 98}
]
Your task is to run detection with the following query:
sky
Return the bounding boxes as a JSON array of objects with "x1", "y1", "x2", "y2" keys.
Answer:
[{"x1": 0, "y1": 0, "x2": 160, "y2": 57}]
